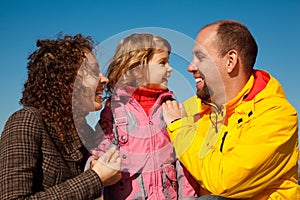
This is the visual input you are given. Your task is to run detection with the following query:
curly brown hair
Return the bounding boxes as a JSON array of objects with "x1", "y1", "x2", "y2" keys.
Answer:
[{"x1": 20, "y1": 34, "x2": 95, "y2": 141}]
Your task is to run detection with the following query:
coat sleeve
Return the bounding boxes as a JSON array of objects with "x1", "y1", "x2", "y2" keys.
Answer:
[
  {"x1": 168, "y1": 98, "x2": 298, "y2": 198},
  {"x1": 96, "y1": 104, "x2": 115, "y2": 155},
  {"x1": 0, "y1": 109, "x2": 103, "y2": 200}
]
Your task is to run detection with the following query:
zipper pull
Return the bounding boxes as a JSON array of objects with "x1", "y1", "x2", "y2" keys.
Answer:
[{"x1": 220, "y1": 131, "x2": 228, "y2": 152}]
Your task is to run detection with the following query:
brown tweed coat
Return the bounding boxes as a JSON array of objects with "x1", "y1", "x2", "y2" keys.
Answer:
[{"x1": 0, "y1": 107, "x2": 103, "y2": 200}]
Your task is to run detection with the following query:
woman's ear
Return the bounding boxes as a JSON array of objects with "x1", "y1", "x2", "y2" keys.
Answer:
[{"x1": 226, "y1": 50, "x2": 238, "y2": 73}]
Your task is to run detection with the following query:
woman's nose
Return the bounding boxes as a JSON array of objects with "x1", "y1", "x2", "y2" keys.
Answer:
[{"x1": 99, "y1": 73, "x2": 109, "y2": 84}]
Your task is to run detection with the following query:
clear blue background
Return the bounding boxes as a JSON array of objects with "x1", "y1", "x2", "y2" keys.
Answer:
[{"x1": 0, "y1": 0, "x2": 299, "y2": 145}]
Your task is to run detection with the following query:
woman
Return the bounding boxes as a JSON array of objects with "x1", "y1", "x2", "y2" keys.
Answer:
[{"x1": 0, "y1": 34, "x2": 121, "y2": 200}]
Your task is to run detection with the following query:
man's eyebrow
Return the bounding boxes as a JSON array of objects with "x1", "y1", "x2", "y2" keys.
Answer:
[{"x1": 193, "y1": 50, "x2": 206, "y2": 58}]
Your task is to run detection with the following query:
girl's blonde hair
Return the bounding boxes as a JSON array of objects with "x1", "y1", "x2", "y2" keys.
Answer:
[{"x1": 106, "y1": 33, "x2": 171, "y2": 96}]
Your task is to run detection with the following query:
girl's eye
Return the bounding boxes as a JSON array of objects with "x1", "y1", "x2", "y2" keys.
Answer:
[{"x1": 159, "y1": 61, "x2": 166, "y2": 65}]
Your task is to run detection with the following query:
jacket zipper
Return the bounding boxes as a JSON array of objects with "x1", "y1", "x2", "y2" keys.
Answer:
[{"x1": 149, "y1": 98, "x2": 161, "y2": 198}]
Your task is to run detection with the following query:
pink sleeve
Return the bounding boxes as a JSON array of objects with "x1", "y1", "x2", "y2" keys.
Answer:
[
  {"x1": 176, "y1": 159, "x2": 200, "y2": 197},
  {"x1": 85, "y1": 104, "x2": 115, "y2": 171},
  {"x1": 95, "y1": 104, "x2": 115, "y2": 156}
]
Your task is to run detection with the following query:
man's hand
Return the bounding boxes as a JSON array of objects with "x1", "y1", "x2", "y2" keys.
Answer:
[{"x1": 162, "y1": 100, "x2": 187, "y2": 125}]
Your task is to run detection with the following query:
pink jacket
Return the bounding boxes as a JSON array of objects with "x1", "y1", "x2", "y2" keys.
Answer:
[{"x1": 95, "y1": 87, "x2": 199, "y2": 199}]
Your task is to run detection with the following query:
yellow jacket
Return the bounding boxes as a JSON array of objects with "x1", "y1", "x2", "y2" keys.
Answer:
[{"x1": 167, "y1": 70, "x2": 299, "y2": 199}]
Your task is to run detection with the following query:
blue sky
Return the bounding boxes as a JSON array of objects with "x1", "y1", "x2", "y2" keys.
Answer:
[{"x1": 0, "y1": 0, "x2": 299, "y2": 140}]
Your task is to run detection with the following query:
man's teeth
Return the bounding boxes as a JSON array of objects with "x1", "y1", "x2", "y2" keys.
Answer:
[{"x1": 195, "y1": 78, "x2": 203, "y2": 83}]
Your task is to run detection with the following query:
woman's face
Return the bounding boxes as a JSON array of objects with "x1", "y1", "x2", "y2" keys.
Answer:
[
  {"x1": 144, "y1": 51, "x2": 172, "y2": 90},
  {"x1": 80, "y1": 53, "x2": 109, "y2": 112}
]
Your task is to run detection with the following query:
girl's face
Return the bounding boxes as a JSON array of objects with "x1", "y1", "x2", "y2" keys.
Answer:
[{"x1": 145, "y1": 51, "x2": 172, "y2": 90}]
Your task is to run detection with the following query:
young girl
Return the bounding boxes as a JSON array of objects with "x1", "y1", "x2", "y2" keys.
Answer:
[{"x1": 93, "y1": 33, "x2": 199, "y2": 199}]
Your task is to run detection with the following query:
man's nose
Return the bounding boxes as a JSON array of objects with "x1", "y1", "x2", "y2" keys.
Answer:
[{"x1": 187, "y1": 62, "x2": 197, "y2": 72}]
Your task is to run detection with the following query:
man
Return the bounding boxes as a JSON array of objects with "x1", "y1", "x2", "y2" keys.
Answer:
[{"x1": 162, "y1": 20, "x2": 298, "y2": 199}]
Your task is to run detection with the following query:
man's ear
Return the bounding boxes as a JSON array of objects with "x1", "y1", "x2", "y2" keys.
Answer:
[{"x1": 225, "y1": 50, "x2": 238, "y2": 73}]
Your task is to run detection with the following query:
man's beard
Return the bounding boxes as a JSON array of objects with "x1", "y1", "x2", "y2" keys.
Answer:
[{"x1": 196, "y1": 81, "x2": 211, "y2": 101}]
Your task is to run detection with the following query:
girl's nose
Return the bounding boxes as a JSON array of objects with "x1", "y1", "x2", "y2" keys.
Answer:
[{"x1": 166, "y1": 63, "x2": 173, "y2": 72}]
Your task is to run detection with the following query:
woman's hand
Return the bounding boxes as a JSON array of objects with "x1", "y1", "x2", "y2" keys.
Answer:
[{"x1": 92, "y1": 146, "x2": 122, "y2": 186}]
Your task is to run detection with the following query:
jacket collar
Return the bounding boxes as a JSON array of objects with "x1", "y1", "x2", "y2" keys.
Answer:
[
  {"x1": 225, "y1": 70, "x2": 270, "y2": 112},
  {"x1": 113, "y1": 85, "x2": 173, "y2": 102},
  {"x1": 200, "y1": 70, "x2": 271, "y2": 117}
]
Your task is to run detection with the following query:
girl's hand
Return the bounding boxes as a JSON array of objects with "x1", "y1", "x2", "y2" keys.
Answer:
[{"x1": 162, "y1": 100, "x2": 187, "y2": 125}]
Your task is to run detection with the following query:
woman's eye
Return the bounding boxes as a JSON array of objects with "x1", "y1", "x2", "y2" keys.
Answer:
[
  {"x1": 88, "y1": 69, "x2": 99, "y2": 78},
  {"x1": 159, "y1": 61, "x2": 166, "y2": 65}
]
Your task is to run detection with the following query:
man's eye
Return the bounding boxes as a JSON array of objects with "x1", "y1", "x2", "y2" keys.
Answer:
[{"x1": 195, "y1": 54, "x2": 205, "y2": 62}]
